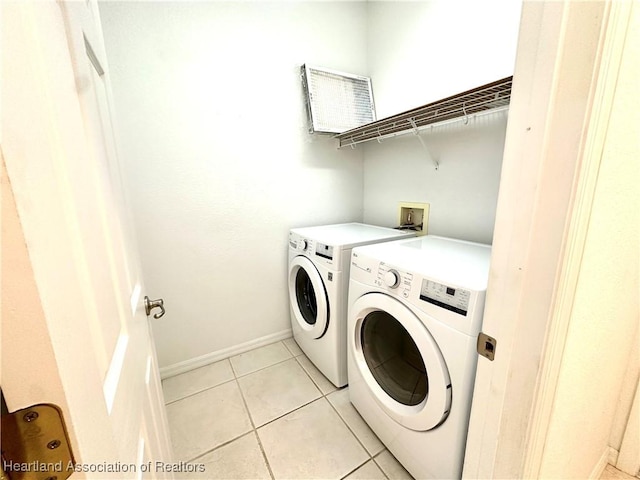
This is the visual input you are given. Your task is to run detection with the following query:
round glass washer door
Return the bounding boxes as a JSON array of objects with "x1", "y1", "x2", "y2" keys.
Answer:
[
  {"x1": 351, "y1": 293, "x2": 451, "y2": 431},
  {"x1": 288, "y1": 256, "x2": 329, "y2": 339}
]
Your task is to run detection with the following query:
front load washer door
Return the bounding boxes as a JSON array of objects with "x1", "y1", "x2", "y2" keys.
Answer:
[
  {"x1": 351, "y1": 293, "x2": 451, "y2": 431},
  {"x1": 288, "y1": 256, "x2": 329, "y2": 339}
]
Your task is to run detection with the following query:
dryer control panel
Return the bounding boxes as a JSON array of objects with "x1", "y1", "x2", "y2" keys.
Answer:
[
  {"x1": 419, "y1": 280, "x2": 470, "y2": 316},
  {"x1": 350, "y1": 240, "x2": 488, "y2": 336},
  {"x1": 374, "y1": 262, "x2": 413, "y2": 299}
]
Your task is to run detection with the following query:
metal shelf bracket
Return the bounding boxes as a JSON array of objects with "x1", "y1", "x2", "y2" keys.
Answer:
[{"x1": 409, "y1": 118, "x2": 439, "y2": 170}]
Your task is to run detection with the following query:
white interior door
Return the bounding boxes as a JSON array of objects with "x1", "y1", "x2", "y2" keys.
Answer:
[
  {"x1": 2, "y1": 1, "x2": 172, "y2": 478},
  {"x1": 463, "y1": 1, "x2": 638, "y2": 478}
]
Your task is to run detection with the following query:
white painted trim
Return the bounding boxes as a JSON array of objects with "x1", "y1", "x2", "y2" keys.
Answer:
[
  {"x1": 617, "y1": 377, "x2": 640, "y2": 476},
  {"x1": 159, "y1": 329, "x2": 293, "y2": 379},
  {"x1": 523, "y1": 1, "x2": 631, "y2": 477},
  {"x1": 590, "y1": 447, "x2": 611, "y2": 480}
]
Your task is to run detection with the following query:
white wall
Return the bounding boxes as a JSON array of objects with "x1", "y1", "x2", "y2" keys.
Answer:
[
  {"x1": 99, "y1": 1, "x2": 368, "y2": 368},
  {"x1": 363, "y1": 1, "x2": 522, "y2": 244},
  {"x1": 99, "y1": 1, "x2": 523, "y2": 370},
  {"x1": 362, "y1": 116, "x2": 508, "y2": 244}
]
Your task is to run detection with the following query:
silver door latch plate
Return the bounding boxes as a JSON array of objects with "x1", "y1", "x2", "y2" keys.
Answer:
[{"x1": 477, "y1": 332, "x2": 497, "y2": 361}]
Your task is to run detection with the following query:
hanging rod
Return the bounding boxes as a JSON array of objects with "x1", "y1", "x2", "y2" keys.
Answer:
[{"x1": 335, "y1": 76, "x2": 513, "y2": 148}]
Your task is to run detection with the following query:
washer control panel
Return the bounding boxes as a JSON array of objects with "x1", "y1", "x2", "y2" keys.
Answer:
[
  {"x1": 419, "y1": 280, "x2": 470, "y2": 316},
  {"x1": 374, "y1": 262, "x2": 413, "y2": 298},
  {"x1": 289, "y1": 233, "x2": 312, "y2": 253},
  {"x1": 290, "y1": 232, "x2": 338, "y2": 268},
  {"x1": 315, "y1": 243, "x2": 334, "y2": 261}
]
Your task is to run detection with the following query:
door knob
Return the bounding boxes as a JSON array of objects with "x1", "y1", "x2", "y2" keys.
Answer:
[{"x1": 144, "y1": 296, "x2": 165, "y2": 319}]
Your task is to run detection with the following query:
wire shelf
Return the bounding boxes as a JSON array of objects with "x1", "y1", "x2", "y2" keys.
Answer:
[{"x1": 335, "y1": 76, "x2": 513, "y2": 148}]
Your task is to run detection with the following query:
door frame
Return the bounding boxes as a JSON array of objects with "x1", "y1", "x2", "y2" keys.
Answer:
[{"x1": 463, "y1": 1, "x2": 636, "y2": 478}]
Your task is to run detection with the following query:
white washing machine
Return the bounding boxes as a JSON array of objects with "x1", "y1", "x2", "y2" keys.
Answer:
[
  {"x1": 347, "y1": 236, "x2": 492, "y2": 479},
  {"x1": 288, "y1": 223, "x2": 415, "y2": 388}
]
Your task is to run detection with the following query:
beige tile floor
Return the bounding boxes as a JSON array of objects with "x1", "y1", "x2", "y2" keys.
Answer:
[
  {"x1": 162, "y1": 339, "x2": 638, "y2": 480},
  {"x1": 162, "y1": 339, "x2": 413, "y2": 480}
]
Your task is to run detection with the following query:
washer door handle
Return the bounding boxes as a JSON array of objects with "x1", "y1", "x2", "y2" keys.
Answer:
[{"x1": 144, "y1": 296, "x2": 165, "y2": 319}]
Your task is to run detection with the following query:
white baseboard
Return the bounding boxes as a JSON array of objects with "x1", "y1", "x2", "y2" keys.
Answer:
[
  {"x1": 159, "y1": 329, "x2": 293, "y2": 379},
  {"x1": 608, "y1": 446, "x2": 619, "y2": 467},
  {"x1": 590, "y1": 446, "x2": 611, "y2": 479}
]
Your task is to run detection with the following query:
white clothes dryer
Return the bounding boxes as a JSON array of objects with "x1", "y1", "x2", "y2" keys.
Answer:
[
  {"x1": 288, "y1": 223, "x2": 414, "y2": 388},
  {"x1": 347, "y1": 236, "x2": 492, "y2": 479}
]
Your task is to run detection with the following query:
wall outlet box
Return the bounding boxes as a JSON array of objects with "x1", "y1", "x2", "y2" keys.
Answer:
[{"x1": 398, "y1": 202, "x2": 430, "y2": 236}]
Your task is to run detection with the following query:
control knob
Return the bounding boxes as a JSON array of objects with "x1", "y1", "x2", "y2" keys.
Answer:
[
  {"x1": 383, "y1": 269, "x2": 400, "y2": 288},
  {"x1": 297, "y1": 239, "x2": 308, "y2": 251}
]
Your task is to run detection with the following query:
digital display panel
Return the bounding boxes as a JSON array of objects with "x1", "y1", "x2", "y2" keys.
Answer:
[
  {"x1": 419, "y1": 280, "x2": 470, "y2": 316},
  {"x1": 315, "y1": 243, "x2": 334, "y2": 260}
]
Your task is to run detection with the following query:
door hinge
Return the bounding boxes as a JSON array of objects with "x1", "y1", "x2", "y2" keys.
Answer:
[
  {"x1": 477, "y1": 332, "x2": 497, "y2": 361},
  {"x1": 1, "y1": 403, "x2": 75, "y2": 480}
]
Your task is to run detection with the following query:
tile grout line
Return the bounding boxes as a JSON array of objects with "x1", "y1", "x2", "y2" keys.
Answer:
[
  {"x1": 175, "y1": 392, "x2": 392, "y2": 479},
  {"x1": 371, "y1": 451, "x2": 394, "y2": 480},
  {"x1": 251, "y1": 430, "x2": 276, "y2": 480},
  {"x1": 164, "y1": 341, "x2": 295, "y2": 406},
  {"x1": 173, "y1": 362, "x2": 259, "y2": 466},
  {"x1": 232, "y1": 374, "x2": 277, "y2": 480},
  {"x1": 290, "y1": 353, "x2": 391, "y2": 480},
  {"x1": 282, "y1": 338, "x2": 303, "y2": 357},
  {"x1": 229, "y1": 341, "x2": 294, "y2": 378},
  {"x1": 228, "y1": 341, "x2": 331, "y2": 478},
  {"x1": 324, "y1": 393, "x2": 391, "y2": 480},
  {"x1": 163, "y1": 339, "x2": 302, "y2": 405},
  {"x1": 163, "y1": 374, "x2": 236, "y2": 406},
  {"x1": 165, "y1": 346, "x2": 318, "y2": 467},
  {"x1": 290, "y1": 345, "x2": 395, "y2": 480},
  {"x1": 184, "y1": 430, "x2": 254, "y2": 464},
  {"x1": 163, "y1": 341, "x2": 292, "y2": 472},
  {"x1": 230, "y1": 339, "x2": 334, "y2": 479},
  {"x1": 293, "y1": 356, "x2": 332, "y2": 395},
  {"x1": 164, "y1": 339, "x2": 395, "y2": 479},
  {"x1": 251, "y1": 340, "x2": 387, "y2": 478}
]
